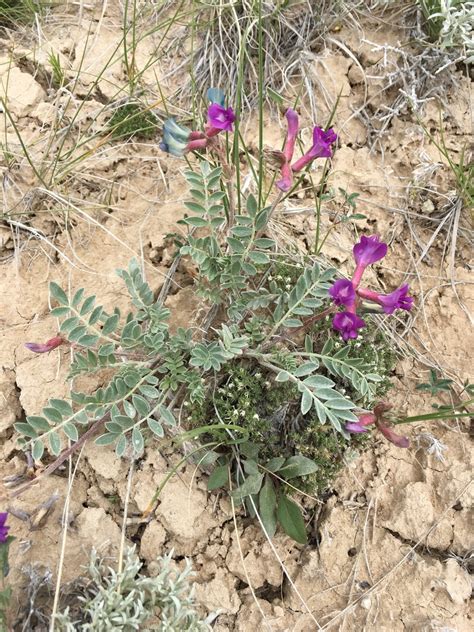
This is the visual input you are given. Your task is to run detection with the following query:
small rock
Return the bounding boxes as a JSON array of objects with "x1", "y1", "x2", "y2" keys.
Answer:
[
  {"x1": 195, "y1": 568, "x2": 240, "y2": 615},
  {"x1": 421, "y1": 199, "x2": 435, "y2": 214},
  {"x1": 0, "y1": 368, "x2": 22, "y2": 434},
  {"x1": 84, "y1": 441, "x2": 124, "y2": 480},
  {"x1": 140, "y1": 520, "x2": 167, "y2": 563},
  {"x1": 225, "y1": 525, "x2": 284, "y2": 588},
  {"x1": 75, "y1": 507, "x2": 122, "y2": 553},
  {"x1": 0, "y1": 67, "x2": 45, "y2": 117},
  {"x1": 348, "y1": 64, "x2": 365, "y2": 85}
]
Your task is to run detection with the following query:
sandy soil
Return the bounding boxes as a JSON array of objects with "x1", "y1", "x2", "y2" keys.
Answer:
[{"x1": 0, "y1": 2, "x2": 472, "y2": 630}]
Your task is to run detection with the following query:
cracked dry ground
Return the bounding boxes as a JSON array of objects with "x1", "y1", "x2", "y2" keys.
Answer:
[{"x1": 1, "y1": 7, "x2": 473, "y2": 632}]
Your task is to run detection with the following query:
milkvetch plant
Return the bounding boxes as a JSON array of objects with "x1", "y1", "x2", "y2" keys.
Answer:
[{"x1": 15, "y1": 89, "x2": 465, "y2": 545}]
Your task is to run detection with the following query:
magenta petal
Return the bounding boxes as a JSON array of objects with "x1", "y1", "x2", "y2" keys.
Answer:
[
  {"x1": 25, "y1": 336, "x2": 63, "y2": 354},
  {"x1": 0, "y1": 512, "x2": 9, "y2": 543},
  {"x1": 377, "y1": 423, "x2": 410, "y2": 448},
  {"x1": 329, "y1": 279, "x2": 356, "y2": 307},
  {"x1": 276, "y1": 176, "x2": 292, "y2": 192},
  {"x1": 353, "y1": 235, "x2": 387, "y2": 266},
  {"x1": 357, "y1": 284, "x2": 414, "y2": 314},
  {"x1": 309, "y1": 126, "x2": 337, "y2": 158},
  {"x1": 291, "y1": 126, "x2": 337, "y2": 172},
  {"x1": 25, "y1": 342, "x2": 51, "y2": 353},
  {"x1": 357, "y1": 413, "x2": 376, "y2": 426},
  {"x1": 333, "y1": 311, "x2": 366, "y2": 341},
  {"x1": 380, "y1": 284, "x2": 414, "y2": 314},
  {"x1": 207, "y1": 103, "x2": 236, "y2": 132},
  {"x1": 283, "y1": 108, "x2": 299, "y2": 162},
  {"x1": 345, "y1": 422, "x2": 369, "y2": 433},
  {"x1": 276, "y1": 160, "x2": 293, "y2": 192}
]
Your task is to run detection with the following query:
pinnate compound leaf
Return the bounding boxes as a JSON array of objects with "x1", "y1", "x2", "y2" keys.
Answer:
[{"x1": 277, "y1": 494, "x2": 307, "y2": 544}]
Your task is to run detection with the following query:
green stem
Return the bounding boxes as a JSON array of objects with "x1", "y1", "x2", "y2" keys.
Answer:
[{"x1": 394, "y1": 406, "x2": 473, "y2": 425}]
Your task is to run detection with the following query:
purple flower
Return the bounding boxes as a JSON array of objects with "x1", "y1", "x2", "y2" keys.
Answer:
[
  {"x1": 206, "y1": 103, "x2": 236, "y2": 136},
  {"x1": 332, "y1": 311, "x2": 366, "y2": 341},
  {"x1": 160, "y1": 120, "x2": 208, "y2": 156},
  {"x1": 276, "y1": 109, "x2": 299, "y2": 192},
  {"x1": 352, "y1": 235, "x2": 388, "y2": 286},
  {"x1": 25, "y1": 335, "x2": 64, "y2": 354},
  {"x1": 345, "y1": 413, "x2": 376, "y2": 434},
  {"x1": 291, "y1": 126, "x2": 337, "y2": 172},
  {"x1": 374, "y1": 402, "x2": 409, "y2": 448},
  {"x1": 379, "y1": 284, "x2": 413, "y2": 314},
  {"x1": 0, "y1": 512, "x2": 9, "y2": 543},
  {"x1": 329, "y1": 279, "x2": 356, "y2": 307},
  {"x1": 353, "y1": 235, "x2": 387, "y2": 267},
  {"x1": 357, "y1": 284, "x2": 414, "y2": 314},
  {"x1": 377, "y1": 424, "x2": 410, "y2": 448},
  {"x1": 345, "y1": 406, "x2": 409, "y2": 448},
  {"x1": 160, "y1": 118, "x2": 192, "y2": 157}
]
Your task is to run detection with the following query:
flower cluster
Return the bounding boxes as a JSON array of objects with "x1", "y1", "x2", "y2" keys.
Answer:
[
  {"x1": 275, "y1": 109, "x2": 337, "y2": 192},
  {"x1": 346, "y1": 402, "x2": 409, "y2": 448},
  {"x1": 0, "y1": 513, "x2": 9, "y2": 543},
  {"x1": 329, "y1": 235, "x2": 413, "y2": 340},
  {"x1": 160, "y1": 88, "x2": 235, "y2": 157}
]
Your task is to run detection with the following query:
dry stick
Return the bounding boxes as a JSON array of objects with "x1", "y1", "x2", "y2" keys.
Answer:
[
  {"x1": 322, "y1": 479, "x2": 473, "y2": 631},
  {"x1": 49, "y1": 444, "x2": 86, "y2": 632},
  {"x1": 118, "y1": 459, "x2": 135, "y2": 575}
]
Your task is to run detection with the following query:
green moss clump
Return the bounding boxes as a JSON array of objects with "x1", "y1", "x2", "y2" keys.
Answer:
[
  {"x1": 107, "y1": 102, "x2": 158, "y2": 140},
  {"x1": 189, "y1": 364, "x2": 293, "y2": 459},
  {"x1": 188, "y1": 362, "x2": 364, "y2": 495},
  {"x1": 291, "y1": 422, "x2": 367, "y2": 494}
]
